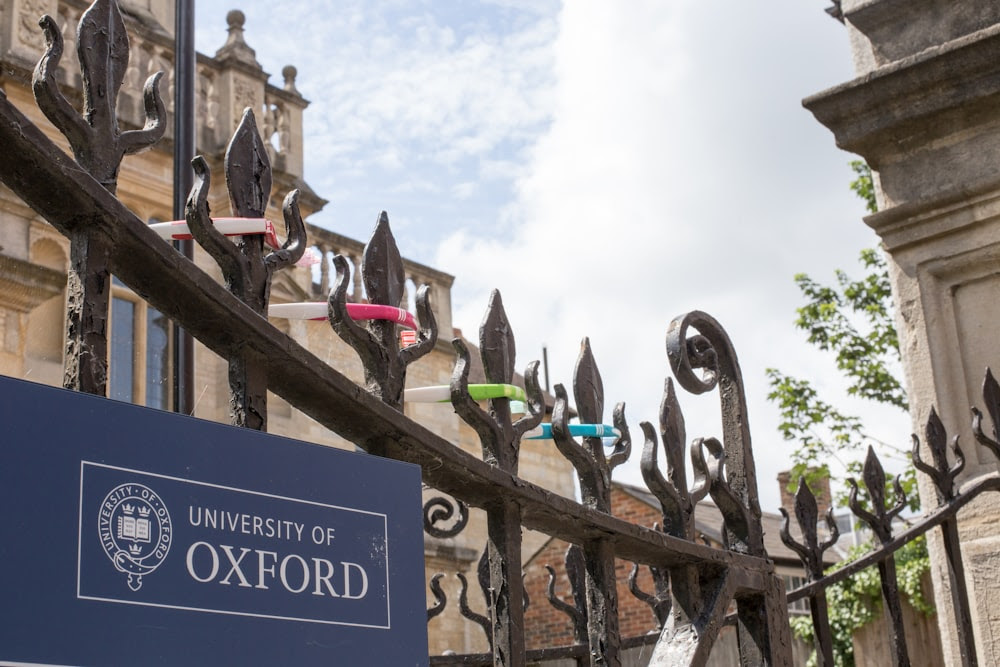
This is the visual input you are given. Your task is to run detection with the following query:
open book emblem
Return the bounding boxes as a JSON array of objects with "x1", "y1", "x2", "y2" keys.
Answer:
[{"x1": 98, "y1": 483, "x2": 172, "y2": 591}]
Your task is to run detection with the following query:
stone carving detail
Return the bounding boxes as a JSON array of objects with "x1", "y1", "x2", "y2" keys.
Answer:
[
  {"x1": 57, "y1": 6, "x2": 79, "y2": 80},
  {"x1": 198, "y1": 68, "x2": 218, "y2": 131},
  {"x1": 261, "y1": 100, "x2": 289, "y2": 160},
  {"x1": 19, "y1": 0, "x2": 50, "y2": 49},
  {"x1": 232, "y1": 78, "x2": 257, "y2": 129}
]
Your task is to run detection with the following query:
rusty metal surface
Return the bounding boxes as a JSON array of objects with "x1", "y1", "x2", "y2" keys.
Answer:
[
  {"x1": 551, "y1": 339, "x2": 630, "y2": 666},
  {"x1": 847, "y1": 448, "x2": 910, "y2": 666},
  {"x1": 31, "y1": 1, "x2": 164, "y2": 396},
  {"x1": 185, "y1": 110, "x2": 306, "y2": 430},
  {"x1": 779, "y1": 480, "x2": 840, "y2": 666},
  {"x1": 446, "y1": 291, "x2": 544, "y2": 667}
]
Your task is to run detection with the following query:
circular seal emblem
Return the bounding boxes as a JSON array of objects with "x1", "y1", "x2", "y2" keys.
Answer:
[{"x1": 98, "y1": 483, "x2": 172, "y2": 591}]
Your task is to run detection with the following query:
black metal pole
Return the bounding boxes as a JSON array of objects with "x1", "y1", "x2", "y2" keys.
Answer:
[
  {"x1": 542, "y1": 345, "x2": 550, "y2": 394},
  {"x1": 173, "y1": 0, "x2": 195, "y2": 414}
]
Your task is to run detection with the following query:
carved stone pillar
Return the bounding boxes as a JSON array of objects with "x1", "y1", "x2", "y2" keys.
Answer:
[
  {"x1": 806, "y1": 2, "x2": 1000, "y2": 663},
  {"x1": 213, "y1": 10, "x2": 267, "y2": 140}
]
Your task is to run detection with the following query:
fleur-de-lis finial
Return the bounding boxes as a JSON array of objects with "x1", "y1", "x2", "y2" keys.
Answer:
[
  {"x1": 779, "y1": 477, "x2": 840, "y2": 578},
  {"x1": 847, "y1": 446, "x2": 906, "y2": 544},
  {"x1": 972, "y1": 367, "x2": 1000, "y2": 460},
  {"x1": 846, "y1": 446, "x2": 912, "y2": 665},
  {"x1": 551, "y1": 338, "x2": 630, "y2": 513},
  {"x1": 641, "y1": 379, "x2": 697, "y2": 540},
  {"x1": 913, "y1": 406, "x2": 964, "y2": 504},
  {"x1": 33, "y1": 0, "x2": 165, "y2": 192},
  {"x1": 449, "y1": 290, "x2": 543, "y2": 474},
  {"x1": 186, "y1": 109, "x2": 307, "y2": 315},
  {"x1": 31, "y1": 0, "x2": 166, "y2": 397},
  {"x1": 328, "y1": 212, "x2": 437, "y2": 409},
  {"x1": 184, "y1": 109, "x2": 307, "y2": 430},
  {"x1": 778, "y1": 477, "x2": 839, "y2": 666}
]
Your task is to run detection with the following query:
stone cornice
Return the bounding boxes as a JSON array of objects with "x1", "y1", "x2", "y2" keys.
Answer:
[
  {"x1": 842, "y1": 0, "x2": 1000, "y2": 66},
  {"x1": 0, "y1": 254, "x2": 65, "y2": 312},
  {"x1": 804, "y1": 23, "x2": 1000, "y2": 165},
  {"x1": 863, "y1": 172, "x2": 1000, "y2": 252}
]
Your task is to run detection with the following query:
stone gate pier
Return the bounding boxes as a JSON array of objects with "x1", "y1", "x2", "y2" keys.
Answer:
[{"x1": 806, "y1": 2, "x2": 1000, "y2": 663}]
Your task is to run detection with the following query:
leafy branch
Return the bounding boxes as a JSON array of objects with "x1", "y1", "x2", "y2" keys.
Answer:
[{"x1": 771, "y1": 161, "x2": 931, "y2": 664}]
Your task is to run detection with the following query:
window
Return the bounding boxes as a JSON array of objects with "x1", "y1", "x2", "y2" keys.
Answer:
[
  {"x1": 109, "y1": 276, "x2": 172, "y2": 410},
  {"x1": 783, "y1": 574, "x2": 810, "y2": 615}
]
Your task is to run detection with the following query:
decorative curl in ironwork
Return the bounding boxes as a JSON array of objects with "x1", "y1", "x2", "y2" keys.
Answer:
[
  {"x1": 641, "y1": 379, "x2": 698, "y2": 539},
  {"x1": 328, "y1": 212, "x2": 437, "y2": 409},
  {"x1": 666, "y1": 310, "x2": 762, "y2": 555},
  {"x1": 457, "y1": 551, "x2": 493, "y2": 650},
  {"x1": 423, "y1": 495, "x2": 469, "y2": 539},
  {"x1": 427, "y1": 573, "x2": 447, "y2": 621},
  {"x1": 690, "y1": 436, "x2": 751, "y2": 553},
  {"x1": 626, "y1": 545, "x2": 671, "y2": 630},
  {"x1": 543, "y1": 544, "x2": 587, "y2": 644}
]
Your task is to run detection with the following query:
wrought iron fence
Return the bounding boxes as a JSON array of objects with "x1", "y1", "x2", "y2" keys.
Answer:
[{"x1": 0, "y1": 2, "x2": 991, "y2": 665}]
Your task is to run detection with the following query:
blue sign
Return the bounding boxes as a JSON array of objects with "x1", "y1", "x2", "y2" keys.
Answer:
[{"x1": 0, "y1": 376, "x2": 429, "y2": 666}]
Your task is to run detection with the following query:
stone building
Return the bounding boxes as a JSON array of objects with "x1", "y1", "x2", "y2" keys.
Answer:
[
  {"x1": 807, "y1": 2, "x2": 1000, "y2": 663},
  {"x1": 0, "y1": 0, "x2": 575, "y2": 656}
]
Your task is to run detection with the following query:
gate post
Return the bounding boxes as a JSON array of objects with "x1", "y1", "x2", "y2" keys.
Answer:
[{"x1": 806, "y1": 4, "x2": 1000, "y2": 663}]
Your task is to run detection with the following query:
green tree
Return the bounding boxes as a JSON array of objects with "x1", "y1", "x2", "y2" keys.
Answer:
[
  {"x1": 768, "y1": 162, "x2": 931, "y2": 667},
  {"x1": 766, "y1": 161, "x2": 915, "y2": 507}
]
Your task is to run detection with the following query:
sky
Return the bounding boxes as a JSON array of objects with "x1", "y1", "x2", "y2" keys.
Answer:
[{"x1": 194, "y1": 0, "x2": 911, "y2": 514}]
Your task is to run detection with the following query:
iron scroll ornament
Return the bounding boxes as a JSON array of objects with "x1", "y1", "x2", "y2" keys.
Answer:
[{"x1": 666, "y1": 310, "x2": 763, "y2": 555}]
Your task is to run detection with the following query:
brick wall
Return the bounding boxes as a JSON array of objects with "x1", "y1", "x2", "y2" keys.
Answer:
[{"x1": 522, "y1": 486, "x2": 667, "y2": 649}]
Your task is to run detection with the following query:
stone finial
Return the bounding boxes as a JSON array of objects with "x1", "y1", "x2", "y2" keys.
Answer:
[
  {"x1": 215, "y1": 8, "x2": 262, "y2": 68},
  {"x1": 282, "y1": 65, "x2": 299, "y2": 94}
]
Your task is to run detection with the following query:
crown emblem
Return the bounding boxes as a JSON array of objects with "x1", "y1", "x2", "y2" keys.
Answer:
[
  {"x1": 137, "y1": 506, "x2": 151, "y2": 517},
  {"x1": 122, "y1": 504, "x2": 134, "y2": 515},
  {"x1": 129, "y1": 543, "x2": 142, "y2": 556}
]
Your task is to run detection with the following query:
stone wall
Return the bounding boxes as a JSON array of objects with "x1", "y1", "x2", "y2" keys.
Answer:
[{"x1": 806, "y1": 2, "x2": 1000, "y2": 663}]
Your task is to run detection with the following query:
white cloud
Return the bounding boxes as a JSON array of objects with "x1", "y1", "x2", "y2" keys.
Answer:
[
  {"x1": 195, "y1": 0, "x2": 912, "y2": 512},
  {"x1": 434, "y1": 1, "x2": 911, "y2": 511}
]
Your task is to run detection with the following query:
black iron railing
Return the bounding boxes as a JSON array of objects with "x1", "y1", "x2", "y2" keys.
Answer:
[{"x1": 0, "y1": 2, "x2": 990, "y2": 665}]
